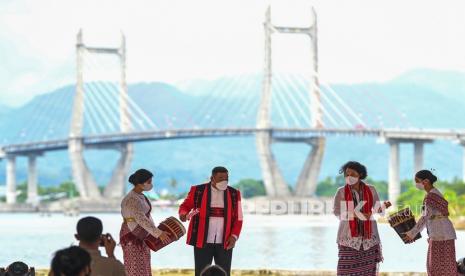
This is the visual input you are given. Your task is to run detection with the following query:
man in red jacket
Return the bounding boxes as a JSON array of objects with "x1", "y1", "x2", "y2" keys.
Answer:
[{"x1": 179, "y1": 166, "x2": 243, "y2": 276}]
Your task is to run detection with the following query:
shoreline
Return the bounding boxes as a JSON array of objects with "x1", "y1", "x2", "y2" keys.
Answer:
[
  {"x1": 1, "y1": 212, "x2": 460, "y2": 274},
  {"x1": 1, "y1": 199, "x2": 465, "y2": 231},
  {"x1": 32, "y1": 269, "x2": 427, "y2": 276}
]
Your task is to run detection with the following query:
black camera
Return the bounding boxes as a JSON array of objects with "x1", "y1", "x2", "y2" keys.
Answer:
[
  {"x1": 458, "y1": 257, "x2": 465, "y2": 275},
  {"x1": 99, "y1": 233, "x2": 111, "y2": 247}
]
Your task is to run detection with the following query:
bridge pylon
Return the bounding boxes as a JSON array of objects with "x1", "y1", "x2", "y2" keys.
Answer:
[
  {"x1": 256, "y1": 6, "x2": 325, "y2": 197},
  {"x1": 5, "y1": 155, "x2": 17, "y2": 204},
  {"x1": 69, "y1": 30, "x2": 133, "y2": 200},
  {"x1": 462, "y1": 140, "x2": 465, "y2": 183},
  {"x1": 294, "y1": 137, "x2": 325, "y2": 196}
]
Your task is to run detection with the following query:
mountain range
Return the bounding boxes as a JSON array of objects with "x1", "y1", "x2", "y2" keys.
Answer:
[{"x1": 0, "y1": 68, "x2": 464, "y2": 193}]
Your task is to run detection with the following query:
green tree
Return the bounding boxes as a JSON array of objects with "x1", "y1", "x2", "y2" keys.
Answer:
[
  {"x1": 0, "y1": 182, "x2": 30, "y2": 203},
  {"x1": 401, "y1": 179, "x2": 414, "y2": 193},
  {"x1": 38, "y1": 181, "x2": 80, "y2": 202},
  {"x1": 366, "y1": 178, "x2": 388, "y2": 200},
  {"x1": 169, "y1": 178, "x2": 178, "y2": 190},
  {"x1": 315, "y1": 176, "x2": 388, "y2": 199},
  {"x1": 16, "y1": 182, "x2": 28, "y2": 203},
  {"x1": 233, "y1": 179, "x2": 266, "y2": 198},
  {"x1": 316, "y1": 176, "x2": 341, "y2": 197},
  {"x1": 397, "y1": 186, "x2": 425, "y2": 215},
  {"x1": 0, "y1": 181, "x2": 80, "y2": 203},
  {"x1": 397, "y1": 180, "x2": 465, "y2": 217},
  {"x1": 177, "y1": 191, "x2": 188, "y2": 200},
  {"x1": 436, "y1": 179, "x2": 465, "y2": 196}
]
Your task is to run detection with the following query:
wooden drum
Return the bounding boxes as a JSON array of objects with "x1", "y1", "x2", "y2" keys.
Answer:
[
  {"x1": 145, "y1": 216, "x2": 186, "y2": 252},
  {"x1": 388, "y1": 207, "x2": 421, "y2": 244}
]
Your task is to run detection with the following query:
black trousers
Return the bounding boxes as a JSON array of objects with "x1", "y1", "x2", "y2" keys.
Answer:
[{"x1": 194, "y1": 243, "x2": 233, "y2": 276}]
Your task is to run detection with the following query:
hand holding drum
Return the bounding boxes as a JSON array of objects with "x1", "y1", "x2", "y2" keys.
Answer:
[
  {"x1": 144, "y1": 216, "x2": 186, "y2": 252},
  {"x1": 158, "y1": 231, "x2": 171, "y2": 244},
  {"x1": 388, "y1": 208, "x2": 421, "y2": 244}
]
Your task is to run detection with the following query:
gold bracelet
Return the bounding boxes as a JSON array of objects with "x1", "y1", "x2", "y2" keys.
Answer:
[{"x1": 123, "y1": 217, "x2": 135, "y2": 223}]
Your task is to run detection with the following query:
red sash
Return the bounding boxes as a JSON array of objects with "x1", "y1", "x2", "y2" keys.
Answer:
[
  {"x1": 210, "y1": 207, "x2": 225, "y2": 217},
  {"x1": 344, "y1": 182, "x2": 373, "y2": 239}
]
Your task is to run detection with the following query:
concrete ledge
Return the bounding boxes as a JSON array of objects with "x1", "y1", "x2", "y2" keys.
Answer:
[{"x1": 33, "y1": 268, "x2": 426, "y2": 276}]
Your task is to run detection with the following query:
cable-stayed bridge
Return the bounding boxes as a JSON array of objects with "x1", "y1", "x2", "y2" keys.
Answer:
[{"x1": 1, "y1": 7, "x2": 465, "y2": 205}]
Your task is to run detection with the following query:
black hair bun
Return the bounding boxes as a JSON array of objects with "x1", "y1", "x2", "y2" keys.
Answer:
[
  {"x1": 128, "y1": 174, "x2": 136, "y2": 185},
  {"x1": 415, "y1": 169, "x2": 438, "y2": 184},
  {"x1": 128, "y1": 169, "x2": 153, "y2": 186}
]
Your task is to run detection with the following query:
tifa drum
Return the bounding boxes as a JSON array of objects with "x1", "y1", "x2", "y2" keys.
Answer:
[
  {"x1": 145, "y1": 216, "x2": 186, "y2": 252},
  {"x1": 388, "y1": 207, "x2": 421, "y2": 244}
]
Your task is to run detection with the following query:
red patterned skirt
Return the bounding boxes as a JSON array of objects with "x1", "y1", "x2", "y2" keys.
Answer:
[
  {"x1": 427, "y1": 239, "x2": 458, "y2": 276},
  {"x1": 120, "y1": 223, "x2": 151, "y2": 276},
  {"x1": 337, "y1": 244, "x2": 382, "y2": 276}
]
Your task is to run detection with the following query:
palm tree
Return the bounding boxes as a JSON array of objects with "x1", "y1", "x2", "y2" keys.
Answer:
[{"x1": 169, "y1": 178, "x2": 178, "y2": 191}]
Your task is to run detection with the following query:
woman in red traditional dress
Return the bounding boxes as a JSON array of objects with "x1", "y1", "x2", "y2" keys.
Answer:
[
  {"x1": 333, "y1": 161, "x2": 392, "y2": 276},
  {"x1": 119, "y1": 169, "x2": 170, "y2": 276},
  {"x1": 403, "y1": 170, "x2": 458, "y2": 276}
]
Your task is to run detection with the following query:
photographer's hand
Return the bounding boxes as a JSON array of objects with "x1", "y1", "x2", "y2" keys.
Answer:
[{"x1": 103, "y1": 233, "x2": 116, "y2": 258}]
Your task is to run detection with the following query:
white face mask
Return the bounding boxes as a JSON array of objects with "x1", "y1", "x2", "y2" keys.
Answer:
[
  {"x1": 415, "y1": 182, "x2": 425, "y2": 190},
  {"x1": 346, "y1": 176, "x2": 359, "y2": 186},
  {"x1": 142, "y1": 182, "x2": 153, "y2": 191},
  {"x1": 215, "y1": 180, "x2": 228, "y2": 191}
]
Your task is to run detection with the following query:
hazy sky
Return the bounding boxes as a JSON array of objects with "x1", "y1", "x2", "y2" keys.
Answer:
[{"x1": 1, "y1": 0, "x2": 465, "y2": 106}]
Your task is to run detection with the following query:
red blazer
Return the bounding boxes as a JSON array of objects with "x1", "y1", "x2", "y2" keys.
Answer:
[{"x1": 178, "y1": 183, "x2": 243, "y2": 249}]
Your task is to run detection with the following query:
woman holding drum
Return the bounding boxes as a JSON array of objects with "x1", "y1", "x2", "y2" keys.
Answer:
[
  {"x1": 119, "y1": 169, "x2": 171, "y2": 276},
  {"x1": 333, "y1": 161, "x2": 391, "y2": 276},
  {"x1": 403, "y1": 170, "x2": 457, "y2": 276}
]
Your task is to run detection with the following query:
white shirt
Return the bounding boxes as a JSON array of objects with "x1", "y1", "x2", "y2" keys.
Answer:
[
  {"x1": 406, "y1": 188, "x2": 456, "y2": 241},
  {"x1": 207, "y1": 186, "x2": 225, "y2": 244},
  {"x1": 121, "y1": 190, "x2": 162, "y2": 238},
  {"x1": 333, "y1": 184, "x2": 382, "y2": 250}
]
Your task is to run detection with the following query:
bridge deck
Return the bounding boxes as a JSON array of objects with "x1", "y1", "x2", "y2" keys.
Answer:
[{"x1": 1, "y1": 127, "x2": 465, "y2": 156}]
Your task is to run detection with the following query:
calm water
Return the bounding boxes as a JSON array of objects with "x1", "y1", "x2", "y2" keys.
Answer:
[{"x1": 0, "y1": 210, "x2": 464, "y2": 272}]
